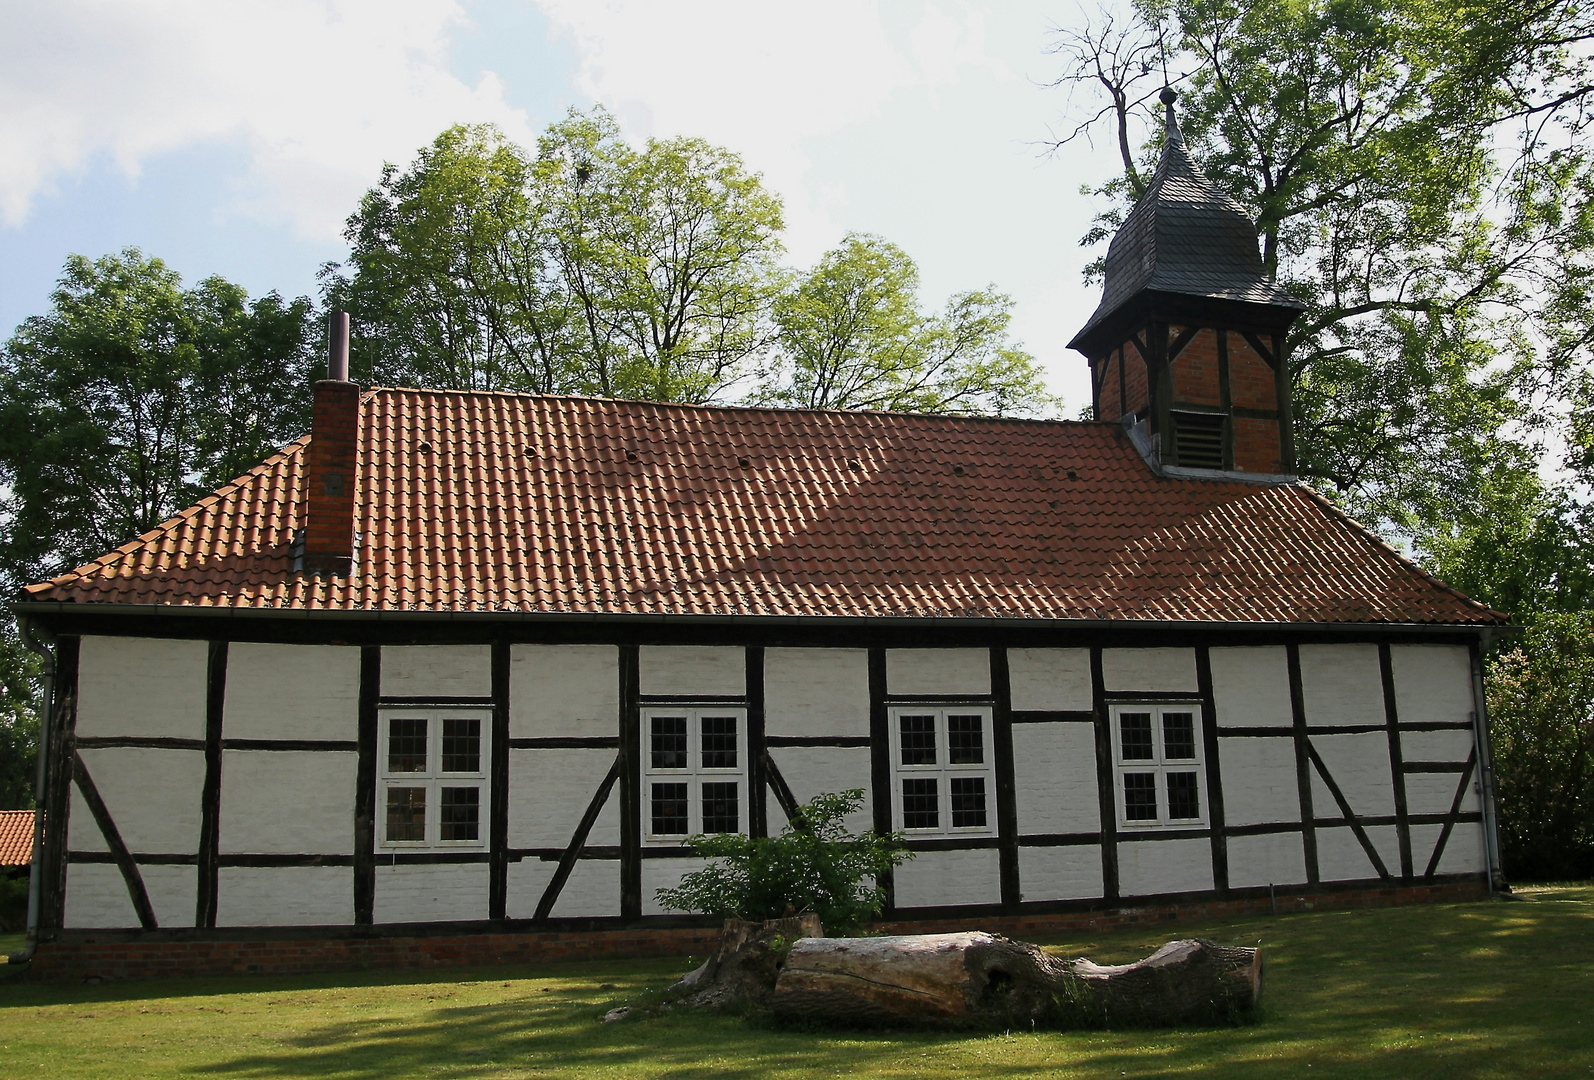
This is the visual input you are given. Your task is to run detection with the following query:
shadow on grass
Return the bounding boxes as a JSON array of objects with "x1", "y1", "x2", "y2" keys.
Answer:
[{"x1": 4, "y1": 895, "x2": 1591, "y2": 1080}]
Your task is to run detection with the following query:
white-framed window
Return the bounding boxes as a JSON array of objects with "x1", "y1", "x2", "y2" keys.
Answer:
[
  {"x1": 642, "y1": 707, "x2": 747, "y2": 844},
  {"x1": 378, "y1": 708, "x2": 491, "y2": 848},
  {"x1": 888, "y1": 705, "x2": 996, "y2": 837},
  {"x1": 1110, "y1": 703, "x2": 1207, "y2": 829}
]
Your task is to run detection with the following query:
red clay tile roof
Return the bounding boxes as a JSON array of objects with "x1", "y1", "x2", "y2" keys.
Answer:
[
  {"x1": 20, "y1": 390, "x2": 1505, "y2": 625},
  {"x1": 0, "y1": 810, "x2": 34, "y2": 867}
]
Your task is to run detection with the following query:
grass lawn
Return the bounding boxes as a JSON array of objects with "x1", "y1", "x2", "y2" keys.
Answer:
[{"x1": 0, "y1": 885, "x2": 1588, "y2": 1079}]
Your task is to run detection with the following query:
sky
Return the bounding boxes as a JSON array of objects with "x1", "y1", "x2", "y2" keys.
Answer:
[{"x1": 0, "y1": 0, "x2": 1134, "y2": 413}]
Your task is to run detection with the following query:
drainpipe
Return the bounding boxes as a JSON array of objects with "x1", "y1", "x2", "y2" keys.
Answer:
[
  {"x1": 8, "y1": 615, "x2": 55, "y2": 964},
  {"x1": 1470, "y1": 629, "x2": 1504, "y2": 897}
]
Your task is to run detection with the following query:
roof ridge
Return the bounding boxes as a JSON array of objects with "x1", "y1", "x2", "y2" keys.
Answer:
[
  {"x1": 25, "y1": 436, "x2": 310, "y2": 593},
  {"x1": 362, "y1": 386, "x2": 1100, "y2": 430},
  {"x1": 1296, "y1": 485, "x2": 1511, "y2": 621}
]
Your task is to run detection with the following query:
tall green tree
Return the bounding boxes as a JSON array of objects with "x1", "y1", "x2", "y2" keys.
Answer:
[
  {"x1": 756, "y1": 233, "x2": 1055, "y2": 416},
  {"x1": 1047, "y1": 0, "x2": 1594, "y2": 535},
  {"x1": 0, "y1": 250, "x2": 319, "y2": 587},
  {"x1": 328, "y1": 107, "x2": 786, "y2": 404}
]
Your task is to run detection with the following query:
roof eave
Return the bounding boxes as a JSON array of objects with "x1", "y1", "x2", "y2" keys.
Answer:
[
  {"x1": 8, "y1": 599, "x2": 1513, "y2": 635},
  {"x1": 1068, "y1": 289, "x2": 1306, "y2": 357}
]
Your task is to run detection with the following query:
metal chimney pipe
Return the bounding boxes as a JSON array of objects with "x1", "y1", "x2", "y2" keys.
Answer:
[{"x1": 328, "y1": 311, "x2": 350, "y2": 382}]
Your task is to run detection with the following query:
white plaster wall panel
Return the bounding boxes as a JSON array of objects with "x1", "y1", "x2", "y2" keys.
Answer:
[
  {"x1": 764, "y1": 649, "x2": 870, "y2": 736},
  {"x1": 1226, "y1": 832, "x2": 1309, "y2": 889},
  {"x1": 552, "y1": 859, "x2": 622, "y2": 919},
  {"x1": 508, "y1": 748, "x2": 619, "y2": 849},
  {"x1": 643, "y1": 857, "x2": 706, "y2": 916},
  {"x1": 509, "y1": 645, "x2": 618, "y2": 739},
  {"x1": 1117, "y1": 839, "x2": 1214, "y2": 897},
  {"x1": 76, "y1": 747, "x2": 203, "y2": 854},
  {"x1": 142, "y1": 865, "x2": 198, "y2": 928},
  {"x1": 223, "y1": 644, "x2": 359, "y2": 741},
  {"x1": 218, "y1": 751, "x2": 355, "y2": 854},
  {"x1": 1298, "y1": 644, "x2": 1384, "y2": 726},
  {"x1": 216, "y1": 866, "x2": 353, "y2": 926},
  {"x1": 373, "y1": 863, "x2": 490, "y2": 923},
  {"x1": 1315, "y1": 825, "x2": 1401, "y2": 882},
  {"x1": 767, "y1": 748, "x2": 873, "y2": 832},
  {"x1": 639, "y1": 646, "x2": 745, "y2": 697},
  {"x1": 63, "y1": 863, "x2": 139, "y2": 928},
  {"x1": 67, "y1": 787, "x2": 109, "y2": 852},
  {"x1": 77, "y1": 636, "x2": 207, "y2": 739},
  {"x1": 886, "y1": 649, "x2": 990, "y2": 697},
  {"x1": 1011, "y1": 724, "x2": 1099, "y2": 834},
  {"x1": 1408, "y1": 823, "x2": 1488, "y2": 876},
  {"x1": 1404, "y1": 773, "x2": 1481, "y2": 816},
  {"x1": 504, "y1": 860, "x2": 557, "y2": 920},
  {"x1": 1100, "y1": 648, "x2": 1198, "y2": 693},
  {"x1": 1007, "y1": 649, "x2": 1093, "y2": 712},
  {"x1": 1390, "y1": 645, "x2": 1474, "y2": 726},
  {"x1": 1209, "y1": 648, "x2": 1293, "y2": 727},
  {"x1": 63, "y1": 864, "x2": 197, "y2": 929},
  {"x1": 893, "y1": 849, "x2": 1002, "y2": 908},
  {"x1": 1401, "y1": 728, "x2": 1477, "y2": 763},
  {"x1": 1018, "y1": 847, "x2": 1103, "y2": 902},
  {"x1": 1218, "y1": 738, "x2": 1303, "y2": 827},
  {"x1": 380, "y1": 645, "x2": 491, "y2": 698},
  {"x1": 1308, "y1": 733, "x2": 1395, "y2": 818}
]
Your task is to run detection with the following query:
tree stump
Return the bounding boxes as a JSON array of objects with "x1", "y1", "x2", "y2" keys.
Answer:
[
  {"x1": 769, "y1": 933, "x2": 1261, "y2": 1027},
  {"x1": 662, "y1": 913, "x2": 825, "y2": 1012}
]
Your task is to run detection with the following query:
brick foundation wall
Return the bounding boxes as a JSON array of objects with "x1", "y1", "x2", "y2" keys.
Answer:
[{"x1": 25, "y1": 880, "x2": 1488, "y2": 982}]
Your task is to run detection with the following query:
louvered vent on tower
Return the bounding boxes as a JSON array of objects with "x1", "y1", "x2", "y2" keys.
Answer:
[{"x1": 1172, "y1": 412, "x2": 1225, "y2": 470}]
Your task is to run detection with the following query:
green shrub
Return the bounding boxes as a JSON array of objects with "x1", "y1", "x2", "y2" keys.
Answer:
[
  {"x1": 654, "y1": 789, "x2": 912, "y2": 935},
  {"x1": 0, "y1": 874, "x2": 28, "y2": 933},
  {"x1": 1488, "y1": 613, "x2": 1594, "y2": 880}
]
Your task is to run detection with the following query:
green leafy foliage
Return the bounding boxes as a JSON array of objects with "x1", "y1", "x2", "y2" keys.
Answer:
[
  {"x1": 0, "y1": 618, "x2": 42, "y2": 810},
  {"x1": 327, "y1": 108, "x2": 785, "y2": 404},
  {"x1": 756, "y1": 233, "x2": 1056, "y2": 416},
  {"x1": 654, "y1": 789, "x2": 911, "y2": 935},
  {"x1": 0, "y1": 249, "x2": 320, "y2": 588},
  {"x1": 1486, "y1": 613, "x2": 1594, "y2": 879}
]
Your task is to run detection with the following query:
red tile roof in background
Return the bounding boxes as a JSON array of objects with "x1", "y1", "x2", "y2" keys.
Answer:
[
  {"x1": 21, "y1": 390, "x2": 1505, "y2": 626},
  {"x1": 0, "y1": 810, "x2": 34, "y2": 867}
]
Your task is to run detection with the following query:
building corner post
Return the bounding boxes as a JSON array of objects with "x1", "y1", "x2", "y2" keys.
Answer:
[
  {"x1": 8, "y1": 616, "x2": 54, "y2": 964},
  {"x1": 1470, "y1": 631, "x2": 1505, "y2": 895}
]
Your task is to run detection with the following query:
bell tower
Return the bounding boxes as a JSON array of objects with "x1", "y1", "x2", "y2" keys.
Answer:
[{"x1": 1069, "y1": 89, "x2": 1303, "y2": 477}]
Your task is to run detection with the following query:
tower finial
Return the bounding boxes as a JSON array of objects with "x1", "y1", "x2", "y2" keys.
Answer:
[{"x1": 1159, "y1": 86, "x2": 1184, "y2": 149}]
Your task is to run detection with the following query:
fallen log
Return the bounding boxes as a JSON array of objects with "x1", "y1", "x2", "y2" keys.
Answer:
[
  {"x1": 662, "y1": 913, "x2": 824, "y2": 1012},
  {"x1": 769, "y1": 933, "x2": 1261, "y2": 1027}
]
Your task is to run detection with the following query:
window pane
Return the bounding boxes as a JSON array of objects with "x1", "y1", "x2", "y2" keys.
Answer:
[
  {"x1": 1123, "y1": 772, "x2": 1158, "y2": 820},
  {"x1": 440, "y1": 786, "x2": 480, "y2": 841},
  {"x1": 1120, "y1": 713, "x2": 1154, "y2": 761},
  {"x1": 950, "y1": 776, "x2": 987, "y2": 828},
  {"x1": 651, "y1": 782, "x2": 689, "y2": 835},
  {"x1": 387, "y1": 717, "x2": 428, "y2": 773},
  {"x1": 1162, "y1": 712, "x2": 1196, "y2": 760},
  {"x1": 947, "y1": 715, "x2": 984, "y2": 764},
  {"x1": 701, "y1": 715, "x2": 738, "y2": 769},
  {"x1": 441, "y1": 718, "x2": 481, "y2": 772},
  {"x1": 901, "y1": 778, "x2": 939, "y2": 829},
  {"x1": 1167, "y1": 772, "x2": 1201, "y2": 819},
  {"x1": 899, "y1": 715, "x2": 937, "y2": 765},
  {"x1": 651, "y1": 716, "x2": 688, "y2": 769},
  {"x1": 701, "y1": 782, "x2": 739, "y2": 833},
  {"x1": 385, "y1": 786, "x2": 426, "y2": 841}
]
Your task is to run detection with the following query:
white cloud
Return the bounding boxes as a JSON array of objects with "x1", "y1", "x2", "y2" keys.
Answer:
[
  {"x1": 0, "y1": 0, "x2": 537, "y2": 238},
  {"x1": 531, "y1": 0, "x2": 999, "y2": 264}
]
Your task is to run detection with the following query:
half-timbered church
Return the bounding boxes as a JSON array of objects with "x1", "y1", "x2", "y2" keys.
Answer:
[{"x1": 11, "y1": 93, "x2": 1507, "y2": 976}]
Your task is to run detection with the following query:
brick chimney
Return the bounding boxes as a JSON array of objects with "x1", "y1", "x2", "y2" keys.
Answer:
[{"x1": 303, "y1": 311, "x2": 358, "y2": 576}]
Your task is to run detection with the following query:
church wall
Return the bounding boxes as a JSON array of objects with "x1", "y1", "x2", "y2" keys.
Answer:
[
  {"x1": 43, "y1": 630, "x2": 1491, "y2": 948},
  {"x1": 1228, "y1": 335, "x2": 1277, "y2": 410},
  {"x1": 1170, "y1": 327, "x2": 1221, "y2": 405}
]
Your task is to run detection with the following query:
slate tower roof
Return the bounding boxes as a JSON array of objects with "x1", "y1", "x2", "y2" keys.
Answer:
[{"x1": 1069, "y1": 89, "x2": 1300, "y2": 351}]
